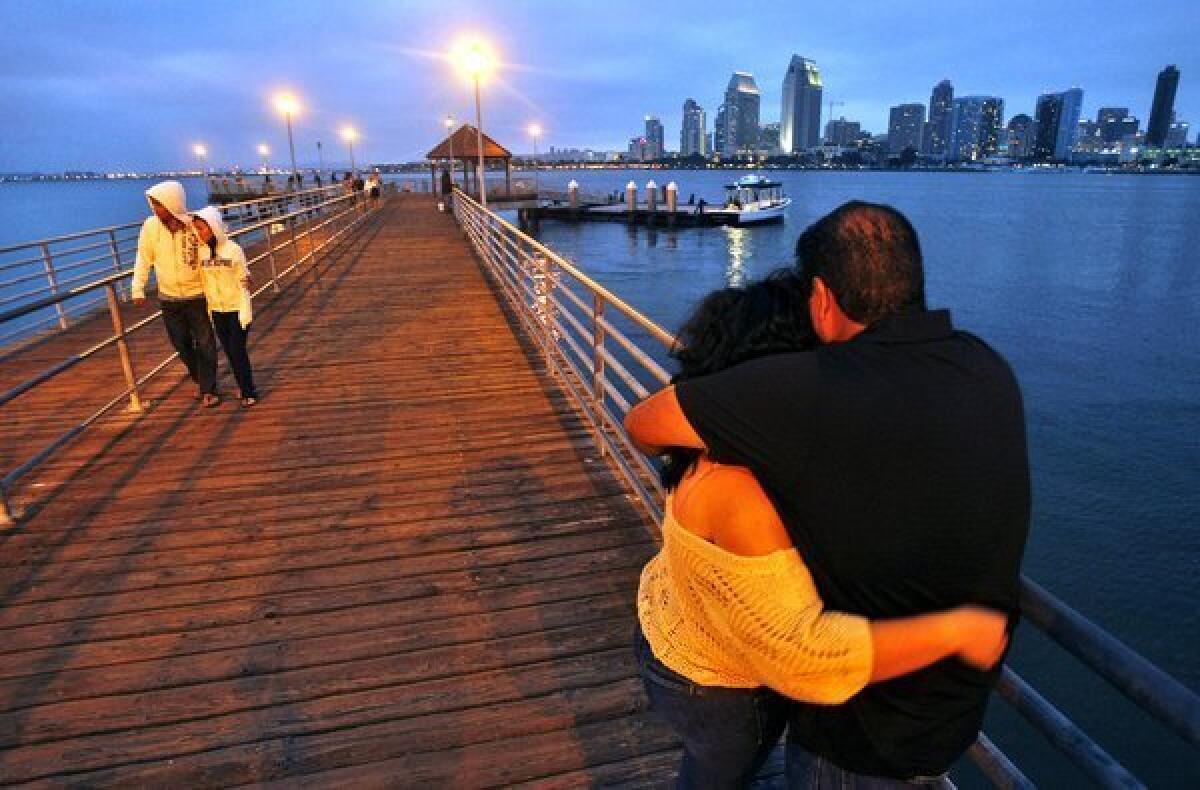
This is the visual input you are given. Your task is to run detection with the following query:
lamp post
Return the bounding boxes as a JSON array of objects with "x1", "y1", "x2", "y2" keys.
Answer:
[
  {"x1": 340, "y1": 126, "x2": 359, "y2": 177},
  {"x1": 272, "y1": 92, "x2": 301, "y2": 190},
  {"x1": 444, "y1": 115, "x2": 456, "y2": 188},
  {"x1": 451, "y1": 37, "x2": 496, "y2": 208},
  {"x1": 316, "y1": 141, "x2": 324, "y2": 182},
  {"x1": 527, "y1": 123, "x2": 542, "y2": 197},
  {"x1": 192, "y1": 143, "x2": 208, "y2": 176}
]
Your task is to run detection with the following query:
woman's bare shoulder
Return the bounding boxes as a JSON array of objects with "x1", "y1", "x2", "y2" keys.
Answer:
[{"x1": 678, "y1": 463, "x2": 793, "y2": 556}]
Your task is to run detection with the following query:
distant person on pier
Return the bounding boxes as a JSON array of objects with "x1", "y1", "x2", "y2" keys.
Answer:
[
  {"x1": 132, "y1": 181, "x2": 219, "y2": 408},
  {"x1": 626, "y1": 202, "x2": 1030, "y2": 787},
  {"x1": 627, "y1": 272, "x2": 1011, "y2": 789},
  {"x1": 440, "y1": 168, "x2": 453, "y2": 205},
  {"x1": 193, "y1": 207, "x2": 258, "y2": 407}
]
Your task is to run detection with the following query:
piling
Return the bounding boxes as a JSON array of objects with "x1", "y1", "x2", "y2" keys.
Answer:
[
  {"x1": 625, "y1": 180, "x2": 637, "y2": 223},
  {"x1": 646, "y1": 181, "x2": 658, "y2": 226},
  {"x1": 666, "y1": 182, "x2": 678, "y2": 228}
]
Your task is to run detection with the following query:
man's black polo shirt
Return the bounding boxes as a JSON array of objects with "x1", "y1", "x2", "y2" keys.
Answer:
[{"x1": 675, "y1": 309, "x2": 1030, "y2": 779}]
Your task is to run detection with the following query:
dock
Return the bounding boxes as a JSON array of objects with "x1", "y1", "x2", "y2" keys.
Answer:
[
  {"x1": 0, "y1": 195, "x2": 682, "y2": 786},
  {"x1": 521, "y1": 201, "x2": 744, "y2": 229}
]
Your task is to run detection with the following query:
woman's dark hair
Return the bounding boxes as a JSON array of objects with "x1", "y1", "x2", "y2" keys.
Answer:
[{"x1": 660, "y1": 268, "x2": 817, "y2": 490}]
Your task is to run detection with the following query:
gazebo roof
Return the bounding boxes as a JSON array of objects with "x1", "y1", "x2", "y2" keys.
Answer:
[{"x1": 427, "y1": 124, "x2": 512, "y2": 160}]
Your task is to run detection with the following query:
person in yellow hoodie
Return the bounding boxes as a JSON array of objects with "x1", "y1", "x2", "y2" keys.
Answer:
[
  {"x1": 132, "y1": 181, "x2": 219, "y2": 407},
  {"x1": 192, "y1": 206, "x2": 258, "y2": 407}
]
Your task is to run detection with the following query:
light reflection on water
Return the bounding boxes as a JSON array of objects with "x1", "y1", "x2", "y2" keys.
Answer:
[{"x1": 722, "y1": 226, "x2": 750, "y2": 287}]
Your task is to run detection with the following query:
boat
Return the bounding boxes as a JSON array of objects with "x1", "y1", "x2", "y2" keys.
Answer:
[{"x1": 722, "y1": 174, "x2": 791, "y2": 225}]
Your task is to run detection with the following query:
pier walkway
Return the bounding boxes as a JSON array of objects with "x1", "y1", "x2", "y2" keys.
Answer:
[{"x1": 0, "y1": 196, "x2": 679, "y2": 786}]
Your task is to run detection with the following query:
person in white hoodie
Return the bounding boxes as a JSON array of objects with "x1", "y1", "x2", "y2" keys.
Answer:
[
  {"x1": 132, "y1": 181, "x2": 220, "y2": 407},
  {"x1": 192, "y1": 206, "x2": 259, "y2": 407}
]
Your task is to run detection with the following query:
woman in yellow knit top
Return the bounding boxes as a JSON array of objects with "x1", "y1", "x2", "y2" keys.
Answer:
[{"x1": 631, "y1": 272, "x2": 1009, "y2": 788}]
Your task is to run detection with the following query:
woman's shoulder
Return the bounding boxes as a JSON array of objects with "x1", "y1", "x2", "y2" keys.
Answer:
[{"x1": 675, "y1": 462, "x2": 792, "y2": 557}]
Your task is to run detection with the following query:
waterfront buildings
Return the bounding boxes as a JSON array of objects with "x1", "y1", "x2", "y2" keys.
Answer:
[
  {"x1": 825, "y1": 117, "x2": 861, "y2": 147},
  {"x1": 1166, "y1": 120, "x2": 1190, "y2": 148},
  {"x1": 888, "y1": 103, "x2": 926, "y2": 154},
  {"x1": 644, "y1": 116, "x2": 665, "y2": 159},
  {"x1": 945, "y1": 96, "x2": 1004, "y2": 162},
  {"x1": 780, "y1": 55, "x2": 822, "y2": 153},
  {"x1": 1097, "y1": 107, "x2": 1139, "y2": 143},
  {"x1": 721, "y1": 72, "x2": 761, "y2": 156},
  {"x1": 1007, "y1": 114, "x2": 1034, "y2": 159},
  {"x1": 713, "y1": 105, "x2": 727, "y2": 155},
  {"x1": 680, "y1": 99, "x2": 707, "y2": 157},
  {"x1": 923, "y1": 80, "x2": 954, "y2": 158},
  {"x1": 1032, "y1": 88, "x2": 1084, "y2": 161},
  {"x1": 1146, "y1": 65, "x2": 1180, "y2": 147},
  {"x1": 758, "y1": 122, "x2": 781, "y2": 155}
]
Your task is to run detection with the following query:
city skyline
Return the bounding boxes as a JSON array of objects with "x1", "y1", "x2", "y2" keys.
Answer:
[{"x1": 2, "y1": 1, "x2": 1198, "y2": 170}]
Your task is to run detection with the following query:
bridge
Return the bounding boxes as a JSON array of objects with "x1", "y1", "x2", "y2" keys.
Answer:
[{"x1": 0, "y1": 188, "x2": 1195, "y2": 786}]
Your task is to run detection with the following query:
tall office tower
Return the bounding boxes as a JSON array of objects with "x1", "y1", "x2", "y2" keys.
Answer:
[
  {"x1": 780, "y1": 55, "x2": 823, "y2": 152},
  {"x1": 644, "y1": 116, "x2": 665, "y2": 159},
  {"x1": 945, "y1": 97, "x2": 1004, "y2": 162},
  {"x1": 758, "y1": 122, "x2": 781, "y2": 154},
  {"x1": 1006, "y1": 114, "x2": 1034, "y2": 159},
  {"x1": 714, "y1": 105, "x2": 727, "y2": 154},
  {"x1": 680, "y1": 99, "x2": 707, "y2": 156},
  {"x1": 824, "y1": 117, "x2": 861, "y2": 147},
  {"x1": 925, "y1": 80, "x2": 954, "y2": 158},
  {"x1": 1032, "y1": 88, "x2": 1084, "y2": 161},
  {"x1": 1097, "y1": 107, "x2": 1130, "y2": 143},
  {"x1": 888, "y1": 103, "x2": 926, "y2": 154},
  {"x1": 1146, "y1": 65, "x2": 1180, "y2": 147},
  {"x1": 722, "y1": 72, "x2": 761, "y2": 155}
]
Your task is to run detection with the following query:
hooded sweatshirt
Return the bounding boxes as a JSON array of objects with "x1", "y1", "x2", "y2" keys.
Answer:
[
  {"x1": 194, "y1": 206, "x2": 253, "y2": 328},
  {"x1": 132, "y1": 181, "x2": 204, "y2": 300}
]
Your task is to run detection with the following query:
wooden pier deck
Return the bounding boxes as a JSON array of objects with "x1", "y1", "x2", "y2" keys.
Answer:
[{"x1": 0, "y1": 196, "x2": 680, "y2": 786}]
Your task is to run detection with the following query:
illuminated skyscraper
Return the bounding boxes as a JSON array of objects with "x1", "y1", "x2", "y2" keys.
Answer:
[
  {"x1": 946, "y1": 96, "x2": 1003, "y2": 162},
  {"x1": 1032, "y1": 88, "x2": 1084, "y2": 161},
  {"x1": 888, "y1": 103, "x2": 926, "y2": 154},
  {"x1": 781, "y1": 55, "x2": 822, "y2": 153},
  {"x1": 1146, "y1": 65, "x2": 1180, "y2": 147},
  {"x1": 924, "y1": 80, "x2": 954, "y2": 158},
  {"x1": 722, "y1": 72, "x2": 761, "y2": 155},
  {"x1": 644, "y1": 116, "x2": 665, "y2": 159},
  {"x1": 680, "y1": 99, "x2": 707, "y2": 157}
]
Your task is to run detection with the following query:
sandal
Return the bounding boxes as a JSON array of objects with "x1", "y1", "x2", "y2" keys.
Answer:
[
  {"x1": 202, "y1": 394, "x2": 220, "y2": 408},
  {"x1": 241, "y1": 396, "x2": 258, "y2": 408}
]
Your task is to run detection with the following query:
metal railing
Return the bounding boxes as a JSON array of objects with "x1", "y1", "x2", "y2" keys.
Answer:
[
  {"x1": 0, "y1": 186, "x2": 382, "y2": 524},
  {"x1": 451, "y1": 188, "x2": 1199, "y2": 789}
]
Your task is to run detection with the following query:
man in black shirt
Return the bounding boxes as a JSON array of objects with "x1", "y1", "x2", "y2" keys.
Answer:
[{"x1": 625, "y1": 202, "x2": 1030, "y2": 785}]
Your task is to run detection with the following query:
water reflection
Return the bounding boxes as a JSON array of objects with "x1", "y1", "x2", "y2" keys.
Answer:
[{"x1": 723, "y1": 226, "x2": 750, "y2": 286}]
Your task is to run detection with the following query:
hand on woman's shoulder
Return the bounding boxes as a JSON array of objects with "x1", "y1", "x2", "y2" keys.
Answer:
[{"x1": 675, "y1": 462, "x2": 793, "y2": 557}]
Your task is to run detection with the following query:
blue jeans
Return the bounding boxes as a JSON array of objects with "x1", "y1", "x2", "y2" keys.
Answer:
[
  {"x1": 785, "y1": 742, "x2": 949, "y2": 789},
  {"x1": 636, "y1": 630, "x2": 788, "y2": 789}
]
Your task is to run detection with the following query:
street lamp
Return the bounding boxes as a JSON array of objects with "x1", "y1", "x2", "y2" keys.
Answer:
[
  {"x1": 340, "y1": 126, "x2": 360, "y2": 177},
  {"x1": 527, "y1": 123, "x2": 542, "y2": 197},
  {"x1": 257, "y1": 143, "x2": 270, "y2": 173},
  {"x1": 444, "y1": 115, "x2": 456, "y2": 188},
  {"x1": 450, "y1": 36, "x2": 496, "y2": 207},
  {"x1": 192, "y1": 143, "x2": 208, "y2": 175},
  {"x1": 272, "y1": 91, "x2": 301, "y2": 190}
]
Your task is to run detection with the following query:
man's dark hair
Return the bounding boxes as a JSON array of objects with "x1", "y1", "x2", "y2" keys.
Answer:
[
  {"x1": 661, "y1": 269, "x2": 816, "y2": 489},
  {"x1": 794, "y1": 201, "x2": 925, "y2": 325}
]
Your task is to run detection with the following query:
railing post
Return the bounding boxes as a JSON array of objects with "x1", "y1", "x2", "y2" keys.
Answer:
[
  {"x1": 105, "y1": 283, "x2": 143, "y2": 413},
  {"x1": 265, "y1": 222, "x2": 281, "y2": 293},
  {"x1": 107, "y1": 230, "x2": 126, "y2": 300},
  {"x1": 592, "y1": 293, "x2": 607, "y2": 456},
  {"x1": 40, "y1": 242, "x2": 68, "y2": 330},
  {"x1": 288, "y1": 212, "x2": 301, "y2": 273}
]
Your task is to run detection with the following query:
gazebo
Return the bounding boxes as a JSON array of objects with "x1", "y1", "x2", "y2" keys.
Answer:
[{"x1": 426, "y1": 124, "x2": 514, "y2": 199}]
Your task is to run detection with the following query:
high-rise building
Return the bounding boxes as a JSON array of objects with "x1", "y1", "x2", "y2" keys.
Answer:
[
  {"x1": 824, "y1": 117, "x2": 861, "y2": 147},
  {"x1": 1146, "y1": 65, "x2": 1180, "y2": 147},
  {"x1": 1166, "y1": 121, "x2": 1190, "y2": 148},
  {"x1": 924, "y1": 80, "x2": 954, "y2": 158},
  {"x1": 888, "y1": 103, "x2": 926, "y2": 154},
  {"x1": 644, "y1": 116, "x2": 665, "y2": 159},
  {"x1": 713, "y1": 105, "x2": 727, "y2": 155},
  {"x1": 946, "y1": 96, "x2": 1004, "y2": 162},
  {"x1": 680, "y1": 99, "x2": 707, "y2": 157},
  {"x1": 627, "y1": 136, "x2": 652, "y2": 162},
  {"x1": 1006, "y1": 114, "x2": 1034, "y2": 159},
  {"x1": 780, "y1": 55, "x2": 822, "y2": 153},
  {"x1": 1097, "y1": 107, "x2": 1136, "y2": 143},
  {"x1": 722, "y1": 72, "x2": 761, "y2": 155},
  {"x1": 1032, "y1": 88, "x2": 1084, "y2": 161},
  {"x1": 758, "y1": 122, "x2": 781, "y2": 154}
]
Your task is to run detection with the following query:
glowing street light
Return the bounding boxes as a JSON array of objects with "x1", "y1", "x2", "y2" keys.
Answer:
[
  {"x1": 450, "y1": 36, "x2": 497, "y2": 207},
  {"x1": 257, "y1": 143, "x2": 270, "y2": 173},
  {"x1": 527, "y1": 123, "x2": 542, "y2": 196},
  {"x1": 272, "y1": 91, "x2": 301, "y2": 189},
  {"x1": 340, "y1": 126, "x2": 360, "y2": 177},
  {"x1": 192, "y1": 143, "x2": 208, "y2": 175}
]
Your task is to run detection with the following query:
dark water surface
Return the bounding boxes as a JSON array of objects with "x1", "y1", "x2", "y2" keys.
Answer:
[
  {"x1": 525, "y1": 169, "x2": 1200, "y2": 787},
  {"x1": 2, "y1": 172, "x2": 1197, "y2": 785}
]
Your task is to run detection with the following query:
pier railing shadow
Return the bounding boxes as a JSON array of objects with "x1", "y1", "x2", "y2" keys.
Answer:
[{"x1": 450, "y1": 186, "x2": 1199, "y2": 789}]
